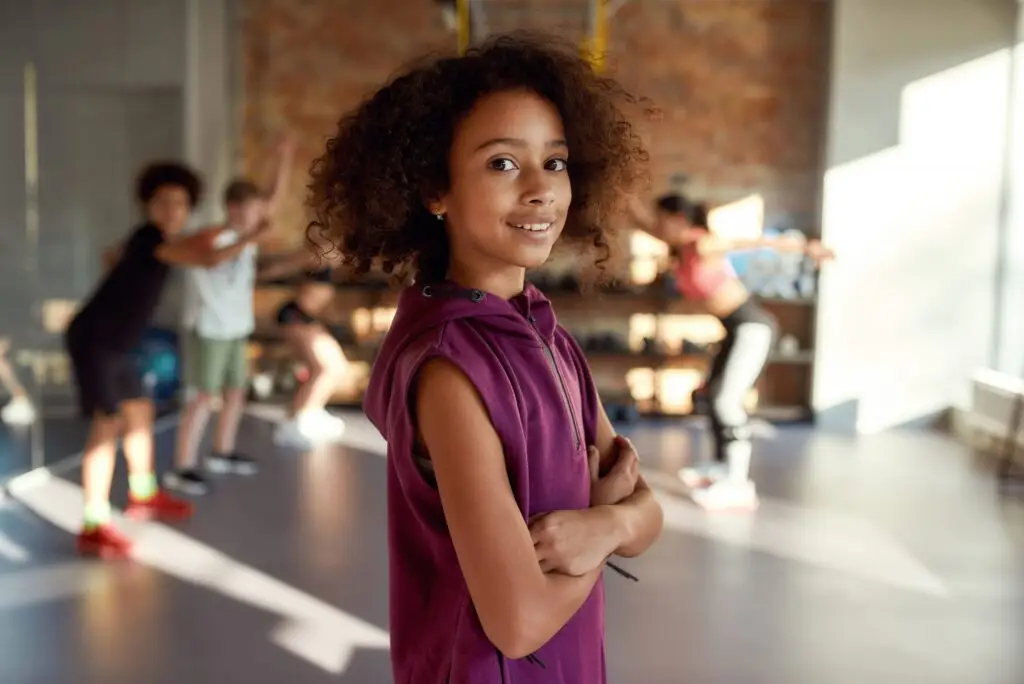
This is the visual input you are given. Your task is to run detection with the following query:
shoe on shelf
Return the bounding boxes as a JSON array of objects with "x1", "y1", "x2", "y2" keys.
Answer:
[
  {"x1": 77, "y1": 524, "x2": 133, "y2": 559},
  {"x1": 125, "y1": 490, "x2": 193, "y2": 521},
  {"x1": 163, "y1": 469, "x2": 211, "y2": 496}
]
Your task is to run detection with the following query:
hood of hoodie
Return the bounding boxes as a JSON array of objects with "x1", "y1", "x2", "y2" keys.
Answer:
[{"x1": 364, "y1": 280, "x2": 556, "y2": 438}]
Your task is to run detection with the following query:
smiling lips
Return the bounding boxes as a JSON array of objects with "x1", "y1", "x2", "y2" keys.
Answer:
[{"x1": 508, "y1": 218, "x2": 556, "y2": 233}]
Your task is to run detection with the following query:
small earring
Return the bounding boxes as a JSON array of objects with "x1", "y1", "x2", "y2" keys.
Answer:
[{"x1": 435, "y1": 213, "x2": 444, "y2": 221}]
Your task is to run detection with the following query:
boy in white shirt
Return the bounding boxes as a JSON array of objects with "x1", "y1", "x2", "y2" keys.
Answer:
[{"x1": 166, "y1": 140, "x2": 292, "y2": 495}]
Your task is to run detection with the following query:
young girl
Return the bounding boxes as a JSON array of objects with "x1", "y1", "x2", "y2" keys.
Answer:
[
  {"x1": 628, "y1": 194, "x2": 834, "y2": 511},
  {"x1": 307, "y1": 36, "x2": 664, "y2": 683}
]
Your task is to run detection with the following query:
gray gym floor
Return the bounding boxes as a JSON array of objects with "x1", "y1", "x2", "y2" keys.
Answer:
[
  {"x1": 1, "y1": 410, "x2": 1022, "y2": 683},
  {"x1": 0, "y1": 416, "x2": 90, "y2": 482}
]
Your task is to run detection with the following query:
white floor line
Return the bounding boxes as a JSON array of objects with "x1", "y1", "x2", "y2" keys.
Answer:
[
  {"x1": 0, "y1": 529, "x2": 30, "y2": 563},
  {"x1": 4, "y1": 412, "x2": 181, "y2": 495},
  {"x1": 0, "y1": 560, "x2": 102, "y2": 608},
  {"x1": 5, "y1": 408, "x2": 390, "y2": 674},
  {"x1": 645, "y1": 470, "x2": 950, "y2": 597}
]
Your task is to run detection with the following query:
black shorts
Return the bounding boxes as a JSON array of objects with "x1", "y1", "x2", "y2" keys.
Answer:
[
  {"x1": 65, "y1": 327, "x2": 144, "y2": 418},
  {"x1": 275, "y1": 300, "x2": 317, "y2": 326},
  {"x1": 719, "y1": 298, "x2": 778, "y2": 334}
]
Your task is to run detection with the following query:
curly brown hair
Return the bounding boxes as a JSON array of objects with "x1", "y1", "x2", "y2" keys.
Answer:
[
  {"x1": 136, "y1": 162, "x2": 203, "y2": 208},
  {"x1": 307, "y1": 33, "x2": 649, "y2": 283}
]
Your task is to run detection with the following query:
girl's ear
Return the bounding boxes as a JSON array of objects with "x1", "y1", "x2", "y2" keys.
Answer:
[
  {"x1": 424, "y1": 184, "x2": 450, "y2": 218},
  {"x1": 426, "y1": 198, "x2": 447, "y2": 217}
]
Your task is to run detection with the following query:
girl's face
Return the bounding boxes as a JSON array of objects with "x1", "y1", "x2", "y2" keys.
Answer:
[{"x1": 431, "y1": 89, "x2": 571, "y2": 294}]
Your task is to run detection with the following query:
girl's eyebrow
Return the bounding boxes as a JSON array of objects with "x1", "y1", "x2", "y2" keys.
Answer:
[{"x1": 474, "y1": 137, "x2": 568, "y2": 151}]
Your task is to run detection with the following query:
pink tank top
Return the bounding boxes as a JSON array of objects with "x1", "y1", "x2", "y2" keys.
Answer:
[{"x1": 674, "y1": 243, "x2": 735, "y2": 300}]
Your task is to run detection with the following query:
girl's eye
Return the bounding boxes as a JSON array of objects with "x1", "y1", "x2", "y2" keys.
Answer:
[
  {"x1": 490, "y1": 158, "x2": 517, "y2": 172},
  {"x1": 546, "y1": 158, "x2": 568, "y2": 172}
]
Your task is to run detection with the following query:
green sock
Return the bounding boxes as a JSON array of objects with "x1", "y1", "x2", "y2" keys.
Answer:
[
  {"x1": 83, "y1": 501, "x2": 111, "y2": 530},
  {"x1": 128, "y1": 473, "x2": 157, "y2": 501}
]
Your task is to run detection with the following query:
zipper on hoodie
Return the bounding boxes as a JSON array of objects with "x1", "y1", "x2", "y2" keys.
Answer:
[
  {"x1": 496, "y1": 649, "x2": 509, "y2": 683},
  {"x1": 528, "y1": 314, "x2": 581, "y2": 451}
]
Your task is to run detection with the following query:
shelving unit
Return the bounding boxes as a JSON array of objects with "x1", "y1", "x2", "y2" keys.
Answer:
[{"x1": 250, "y1": 279, "x2": 816, "y2": 422}]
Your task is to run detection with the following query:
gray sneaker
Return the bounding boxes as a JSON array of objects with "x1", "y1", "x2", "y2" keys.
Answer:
[{"x1": 162, "y1": 469, "x2": 210, "y2": 496}]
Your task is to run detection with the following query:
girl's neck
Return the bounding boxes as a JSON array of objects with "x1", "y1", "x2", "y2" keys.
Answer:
[{"x1": 446, "y1": 261, "x2": 526, "y2": 300}]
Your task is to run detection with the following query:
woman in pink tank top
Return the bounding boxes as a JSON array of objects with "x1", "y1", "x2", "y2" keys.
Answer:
[{"x1": 628, "y1": 194, "x2": 834, "y2": 511}]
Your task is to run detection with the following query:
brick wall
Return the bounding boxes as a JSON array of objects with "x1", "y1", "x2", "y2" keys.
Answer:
[
  {"x1": 609, "y1": 0, "x2": 832, "y2": 230},
  {"x1": 241, "y1": 0, "x2": 831, "y2": 247},
  {"x1": 240, "y1": 0, "x2": 453, "y2": 250}
]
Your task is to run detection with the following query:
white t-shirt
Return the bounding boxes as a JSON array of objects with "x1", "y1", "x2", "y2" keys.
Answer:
[{"x1": 181, "y1": 228, "x2": 258, "y2": 340}]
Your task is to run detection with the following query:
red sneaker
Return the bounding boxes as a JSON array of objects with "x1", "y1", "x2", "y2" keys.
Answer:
[
  {"x1": 125, "y1": 489, "x2": 193, "y2": 521},
  {"x1": 78, "y1": 524, "x2": 133, "y2": 559}
]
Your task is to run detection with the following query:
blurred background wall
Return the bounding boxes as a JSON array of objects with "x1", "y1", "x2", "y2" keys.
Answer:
[
  {"x1": 239, "y1": 0, "x2": 831, "y2": 248},
  {"x1": 1, "y1": 0, "x2": 1021, "y2": 435}
]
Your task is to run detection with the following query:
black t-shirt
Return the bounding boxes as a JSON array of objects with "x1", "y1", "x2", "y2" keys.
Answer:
[{"x1": 73, "y1": 223, "x2": 170, "y2": 351}]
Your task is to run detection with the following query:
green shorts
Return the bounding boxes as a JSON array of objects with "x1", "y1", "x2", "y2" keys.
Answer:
[{"x1": 182, "y1": 330, "x2": 248, "y2": 394}]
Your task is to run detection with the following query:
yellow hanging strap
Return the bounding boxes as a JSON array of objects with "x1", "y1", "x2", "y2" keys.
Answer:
[
  {"x1": 583, "y1": 0, "x2": 608, "y2": 72},
  {"x1": 457, "y1": 0, "x2": 471, "y2": 54}
]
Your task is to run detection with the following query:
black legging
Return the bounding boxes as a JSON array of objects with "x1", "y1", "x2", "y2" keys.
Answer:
[{"x1": 706, "y1": 300, "x2": 778, "y2": 462}]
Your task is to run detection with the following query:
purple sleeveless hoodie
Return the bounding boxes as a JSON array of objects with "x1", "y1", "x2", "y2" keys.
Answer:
[{"x1": 363, "y1": 281, "x2": 606, "y2": 684}]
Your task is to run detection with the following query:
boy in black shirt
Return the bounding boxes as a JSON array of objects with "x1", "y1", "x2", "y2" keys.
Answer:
[{"x1": 66, "y1": 162, "x2": 267, "y2": 558}]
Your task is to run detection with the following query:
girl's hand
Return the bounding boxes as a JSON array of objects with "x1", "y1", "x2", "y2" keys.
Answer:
[
  {"x1": 530, "y1": 508, "x2": 620, "y2": 576},
  {"x1": 588, "y1": 437, "x2": 639, "y2": 507}
]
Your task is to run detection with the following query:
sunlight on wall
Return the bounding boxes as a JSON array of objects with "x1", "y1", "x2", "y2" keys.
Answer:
[
  {"x1": 816, "y1": 49, "x2": 1010, "y2": 432},
  {"x1": 707, "y1": 194, "x2": 765, "y2": 241},
  {"x1": 999, "y1": 37, "x2": 1024, "y2": 374}
]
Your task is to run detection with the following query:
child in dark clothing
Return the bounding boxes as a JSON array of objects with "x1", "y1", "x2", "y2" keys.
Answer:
[
  {"x1": 307, "y1": 35, "x2": 664, "y2": 683},
  {"x1": 67, "y1": 162, "x2": 268, "y2": 558}
]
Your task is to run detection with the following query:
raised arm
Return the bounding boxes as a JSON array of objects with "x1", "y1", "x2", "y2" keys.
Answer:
[
  {"x1": 257, "y1": 248, "x2": 316, "y2": 281},
  {"x1": 696, "y1": 233, "x2": 834, "y2": 262},
  {"x1": 263, "y1": 135, "x2": 296, "y2": 214},
  {"x1": 415, "y1": 357, "x2": 603, "y2": 659},
  {"x1": 156, "y1": 224, "x2": 267, "y2": 268}
]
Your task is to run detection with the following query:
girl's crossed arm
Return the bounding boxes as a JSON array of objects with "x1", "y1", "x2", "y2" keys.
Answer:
[
  {"x1": 528, "y1": 405, "x2": 665, "y2": 576},
  {"x1": 415, "y1": 357, "x2": 604, "y2": 659},
  {"x1": 591, "y1": 407, "x2": 664, "y2": 558}
]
